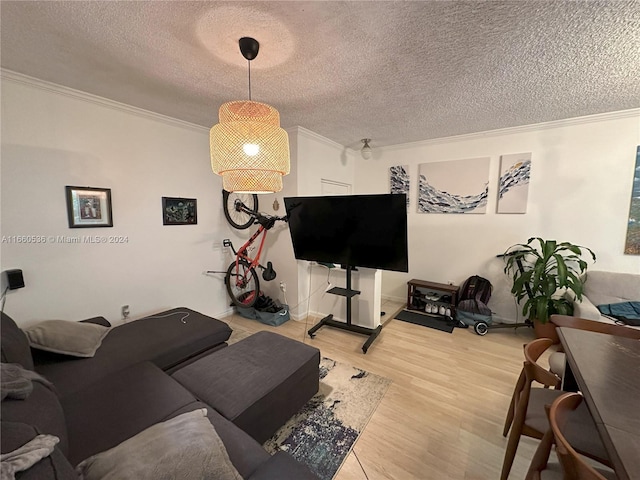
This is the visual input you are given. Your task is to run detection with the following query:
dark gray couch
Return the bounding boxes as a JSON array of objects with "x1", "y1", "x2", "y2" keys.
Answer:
[{"x1": 1, "y1": 310, "x2": 321, "y2": 479}]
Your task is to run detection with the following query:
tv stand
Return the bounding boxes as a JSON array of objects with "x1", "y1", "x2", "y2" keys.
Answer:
[{"x1": 307, "y1": 265, "x2": 382, "y2": 353}]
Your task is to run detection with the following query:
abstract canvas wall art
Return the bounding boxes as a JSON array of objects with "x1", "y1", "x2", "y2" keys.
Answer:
[
  {"x1": 624, "y1": 146, "x2": 640, "y2": 254},
  {"x1": 389, "y1": 165, "x2": 410, "y2": 208},
  {"x1": 418, "y1": 157, "x2": 490, "y2": 214},
  {"x1": 497, "y1": 153, "x2": 532, "y2": 214}
]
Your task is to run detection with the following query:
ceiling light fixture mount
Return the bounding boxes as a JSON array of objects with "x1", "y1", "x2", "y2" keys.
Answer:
[
  {"x1": 361, "y1": 138, "x2": 372, "y2": 160},
  {"x1": 210, "y1": 37, "x2": 290, "y2": 193}
]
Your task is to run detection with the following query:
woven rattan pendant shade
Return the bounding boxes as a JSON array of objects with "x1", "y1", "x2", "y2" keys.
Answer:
[{"x1": 210, "y1": 100, "x2": 290, "y2": 193}]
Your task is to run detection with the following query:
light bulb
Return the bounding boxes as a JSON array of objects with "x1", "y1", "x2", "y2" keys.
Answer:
[{"x1": 243, "y1": 143, "x2": 260, "y2": 156}]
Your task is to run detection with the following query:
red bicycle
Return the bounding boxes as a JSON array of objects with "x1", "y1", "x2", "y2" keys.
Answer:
[{"x1": 220, "y1": 190, "x2": 287, "y2": 308}]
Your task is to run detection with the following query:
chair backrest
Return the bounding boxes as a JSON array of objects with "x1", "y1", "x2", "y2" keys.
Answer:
[
  {"x1": 550, "y1": 315, "x2": 640, "y2": 340},
  {"x1": 550, "y1": 393, "x2": 610, "y2": 480},
  {"x1": 511, "y1": 339, "x2": 561, "y2": 422},
  {"x1": 501, "y1": 338, "x2": 561, "y2": 480},
  {"x1": 523, "y1": 338, "x2": 562, "y2": 388}
]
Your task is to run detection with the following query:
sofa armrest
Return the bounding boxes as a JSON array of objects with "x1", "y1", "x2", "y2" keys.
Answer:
[
  {"x1": 247, "y1": 451, "x2": 320, "y2": 480},
  {"x1": 80, "y1": 316, "x2": 111, "y2": 327},
  {"x1": 572, "y1": 295, "x2": 601, "y2": 321}
]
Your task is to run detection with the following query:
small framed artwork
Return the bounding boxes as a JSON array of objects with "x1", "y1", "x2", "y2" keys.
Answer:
[
  {"x1": 66, "y1": 186, "x2": 113, "y2": 228},
  {"x1": 162, "y1": 197, "x2": 197, "y2": 225}
]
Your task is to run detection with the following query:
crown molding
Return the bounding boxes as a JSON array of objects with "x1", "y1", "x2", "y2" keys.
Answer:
[
  {"x1": 290, "y1": 125, "x2": 349, "y2": 152},
  {"x1": 1, "y1": 69, "x2": 209, "y2": 133},
  {"x1": 375, "y1": 108, "x2": 640, "y2": 152}
]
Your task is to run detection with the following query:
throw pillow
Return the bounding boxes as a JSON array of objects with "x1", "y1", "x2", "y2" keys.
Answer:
[
  {"x1": 76, "y1": 408, "x2": 242, "y2": 480},
  {"x1": 24, "y1": 320, "x2": 110, "y2": 358}
]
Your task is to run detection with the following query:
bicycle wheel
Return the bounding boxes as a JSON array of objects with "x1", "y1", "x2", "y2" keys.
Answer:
[
  {"x1": 222, "y1": 190, "x2": 259, "y2": 230},
  {"x1": 225, "y1": 259, "x2": 260, "y2": 308}
]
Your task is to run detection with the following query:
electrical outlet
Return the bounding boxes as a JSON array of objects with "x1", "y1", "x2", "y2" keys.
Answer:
[
  {"x1": 279, "y1": 281, "x2": 286, "y2": 293},
  {"x1": 121, "y1": 305, "x2": 130, "y2": 320}
]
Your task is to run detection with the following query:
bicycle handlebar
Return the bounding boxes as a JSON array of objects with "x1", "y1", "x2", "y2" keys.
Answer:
[
  {"x1": 235, "y1": 200, "x2": 287, "y2": 228},
  {"x1": 255, "y1": 212, "x2": 288, "y2": 229}
]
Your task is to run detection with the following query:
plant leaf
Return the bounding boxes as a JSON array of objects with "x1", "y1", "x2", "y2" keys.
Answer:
[{"x1": 554, "y1": 254, "x2": 568, "y2": 287}]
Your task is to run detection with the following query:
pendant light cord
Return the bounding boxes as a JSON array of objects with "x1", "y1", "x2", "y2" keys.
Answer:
[{"x1": 247, "y1": 59, "x2": 252, "y2": 101}]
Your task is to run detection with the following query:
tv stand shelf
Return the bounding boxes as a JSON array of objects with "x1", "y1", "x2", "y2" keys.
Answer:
[
  {"x1": 307, "y1": 266, "x2": 381, "y2": 354},
  {"x1": 327, "y1": 286, "x2": 360, "y2": 298}
]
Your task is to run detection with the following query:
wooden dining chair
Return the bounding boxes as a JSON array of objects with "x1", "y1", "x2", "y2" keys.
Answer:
[
  {"x1": 548, "y1": 315, "x2": 640, "y2": 377},
  {"x1": 525, "y1": 393, "x2": 618, "y2": 480},
  {"x1": 500, "y1": 338, "x2": 610, "y2": 480}
]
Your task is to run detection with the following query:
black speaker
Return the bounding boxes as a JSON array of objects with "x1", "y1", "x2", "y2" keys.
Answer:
[{"x1": 5, "y1": 269, "x2": 25, "y2": 290}]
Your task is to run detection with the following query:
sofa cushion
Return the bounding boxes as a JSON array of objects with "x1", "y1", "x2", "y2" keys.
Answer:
[
  {"x1": 0, "y1": 422, "x2": 77, "y2": 480},
  {"x1": 62, "y1": 361, "x2": 199, "y2": 466},
  {"x1": 247, "y1": 451, "x2": 320, "y2": 480},
  {"x1": 34, "y1": 308, "x2": 232, "y2": 397},
  {"x1": 24, "y1": 320, "x2": 110, "y2": 358},
  {"x1": 172, "y1": 331, "x2": 320, "y2": 443},
  {"x1": 1, "y1": 380, "x2": 69, "y2": 456},
  {"x1": 76, "y1": 409, "x2": 242, "y2": 480},
  {"x1": 1, "y1": 312, "x2": 34, "y2": 370}
]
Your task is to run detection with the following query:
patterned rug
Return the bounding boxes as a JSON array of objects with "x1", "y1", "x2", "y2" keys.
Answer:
[{"x1": 263, "y1": 356, "x2": 391, "y2": 480}]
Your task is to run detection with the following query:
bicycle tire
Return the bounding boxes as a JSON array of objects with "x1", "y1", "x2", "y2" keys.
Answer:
[
  {"x1": 225, "y1": 259, "x2": 260, "y2": 308},
  {"x1": 222, "y1": 190, "x2": 259, "y2": 230}
]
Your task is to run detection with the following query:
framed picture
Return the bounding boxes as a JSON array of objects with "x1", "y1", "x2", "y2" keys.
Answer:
[
  {"x1": 66, "y1": 186, "x2": 113, "y2": 228},
  {"x1": 390, "y1": 165, "x2": 410, "y2": 209},
  {"x1": 624, "y1": 146, "x2": 640, "y2": 254},
  {"x1": 497, "y1": 152, "x2": 532, "y2": 214},
  {"x1": 162, "y1": 197, "x2": 197, "y2": 225}
]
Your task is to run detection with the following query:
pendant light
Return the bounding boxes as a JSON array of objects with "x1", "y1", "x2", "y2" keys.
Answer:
[
  {"x1": 210, "y1": 37, "x2": 290, "y2": 193},
  {"x1": 361, "y1": 138, "x2": 373, "y2": 160}
]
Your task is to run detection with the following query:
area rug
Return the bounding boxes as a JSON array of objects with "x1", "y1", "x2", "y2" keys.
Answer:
[
  {"x1": 263, "y1": 356, "x2": 391, "y2": 480},
  {"x1": 394, "y1": 309, "x2": 455, "y2": 333}
]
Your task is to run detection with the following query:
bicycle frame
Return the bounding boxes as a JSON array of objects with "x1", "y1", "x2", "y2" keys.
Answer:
[{"x1": 231, "y1": 224, "x2": 269, "y2": 278}]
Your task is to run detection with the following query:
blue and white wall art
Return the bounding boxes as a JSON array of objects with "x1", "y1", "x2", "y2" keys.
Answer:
[
  {"x1": 389, "y1": 165, "x2": 410, "y2": 208},
  {"x1": 417, "y1": 157, "x2": 490, "y2": 214},
  {"x1": 497, "y1": 153, "x2": 532, "y2": 214}
]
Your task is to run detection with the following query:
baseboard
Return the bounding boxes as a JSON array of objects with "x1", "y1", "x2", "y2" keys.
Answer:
[
  {"x1": 215, "y1": 306, "x2": 236, "y2": 319},
  {"x1": 381, "y1": 294, "x2": 405, "y2": 303}
]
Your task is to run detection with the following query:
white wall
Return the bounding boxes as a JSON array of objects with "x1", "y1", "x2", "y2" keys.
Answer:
[
  {"x1": 284, "y1": 129, "x2": 358, "y2": 320},
  {"x1": 354, "y1": 111, "x2": 640, "y2": 323},
  {"x1": 0, "y1": 75, "x2": 356, "y2": 326},
  {"x1": 0, "y1": 73, "x2": 246, "y2": 326},
  {"x1": 4, "y1": 72, "x2": 637, "y2": 328}
]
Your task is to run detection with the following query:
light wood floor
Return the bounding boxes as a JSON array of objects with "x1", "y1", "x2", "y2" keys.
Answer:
[{"x1": 223, "y1": 299, "x2": 543, "y2": 480}]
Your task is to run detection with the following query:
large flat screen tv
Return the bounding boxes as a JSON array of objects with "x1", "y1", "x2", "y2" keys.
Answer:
[{"x1": 284, "y1": 194, "x2": 408, "y2": 272}]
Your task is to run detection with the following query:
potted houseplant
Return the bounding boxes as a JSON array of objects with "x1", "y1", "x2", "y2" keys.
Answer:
[{"x1": 503, "y1": 237, "x2": 596, "y2": 340}]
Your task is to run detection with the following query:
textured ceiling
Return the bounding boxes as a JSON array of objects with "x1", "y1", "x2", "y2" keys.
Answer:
[{"x1": 1, "y1": 1, "x2": 639, "y2": 149}]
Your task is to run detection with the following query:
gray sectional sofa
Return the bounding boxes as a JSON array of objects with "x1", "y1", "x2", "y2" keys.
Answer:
[
  {"x1": 567, "y1": 270, "x2": 640, "y2": 326},
  {"x1": 1, "y1": 308, "x2": 321, "y2": 479}
]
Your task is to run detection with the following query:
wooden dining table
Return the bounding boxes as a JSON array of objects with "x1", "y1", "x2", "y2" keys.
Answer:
[{"x1": 558, "y1": 326, "x2": 640, "y2": 480}]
